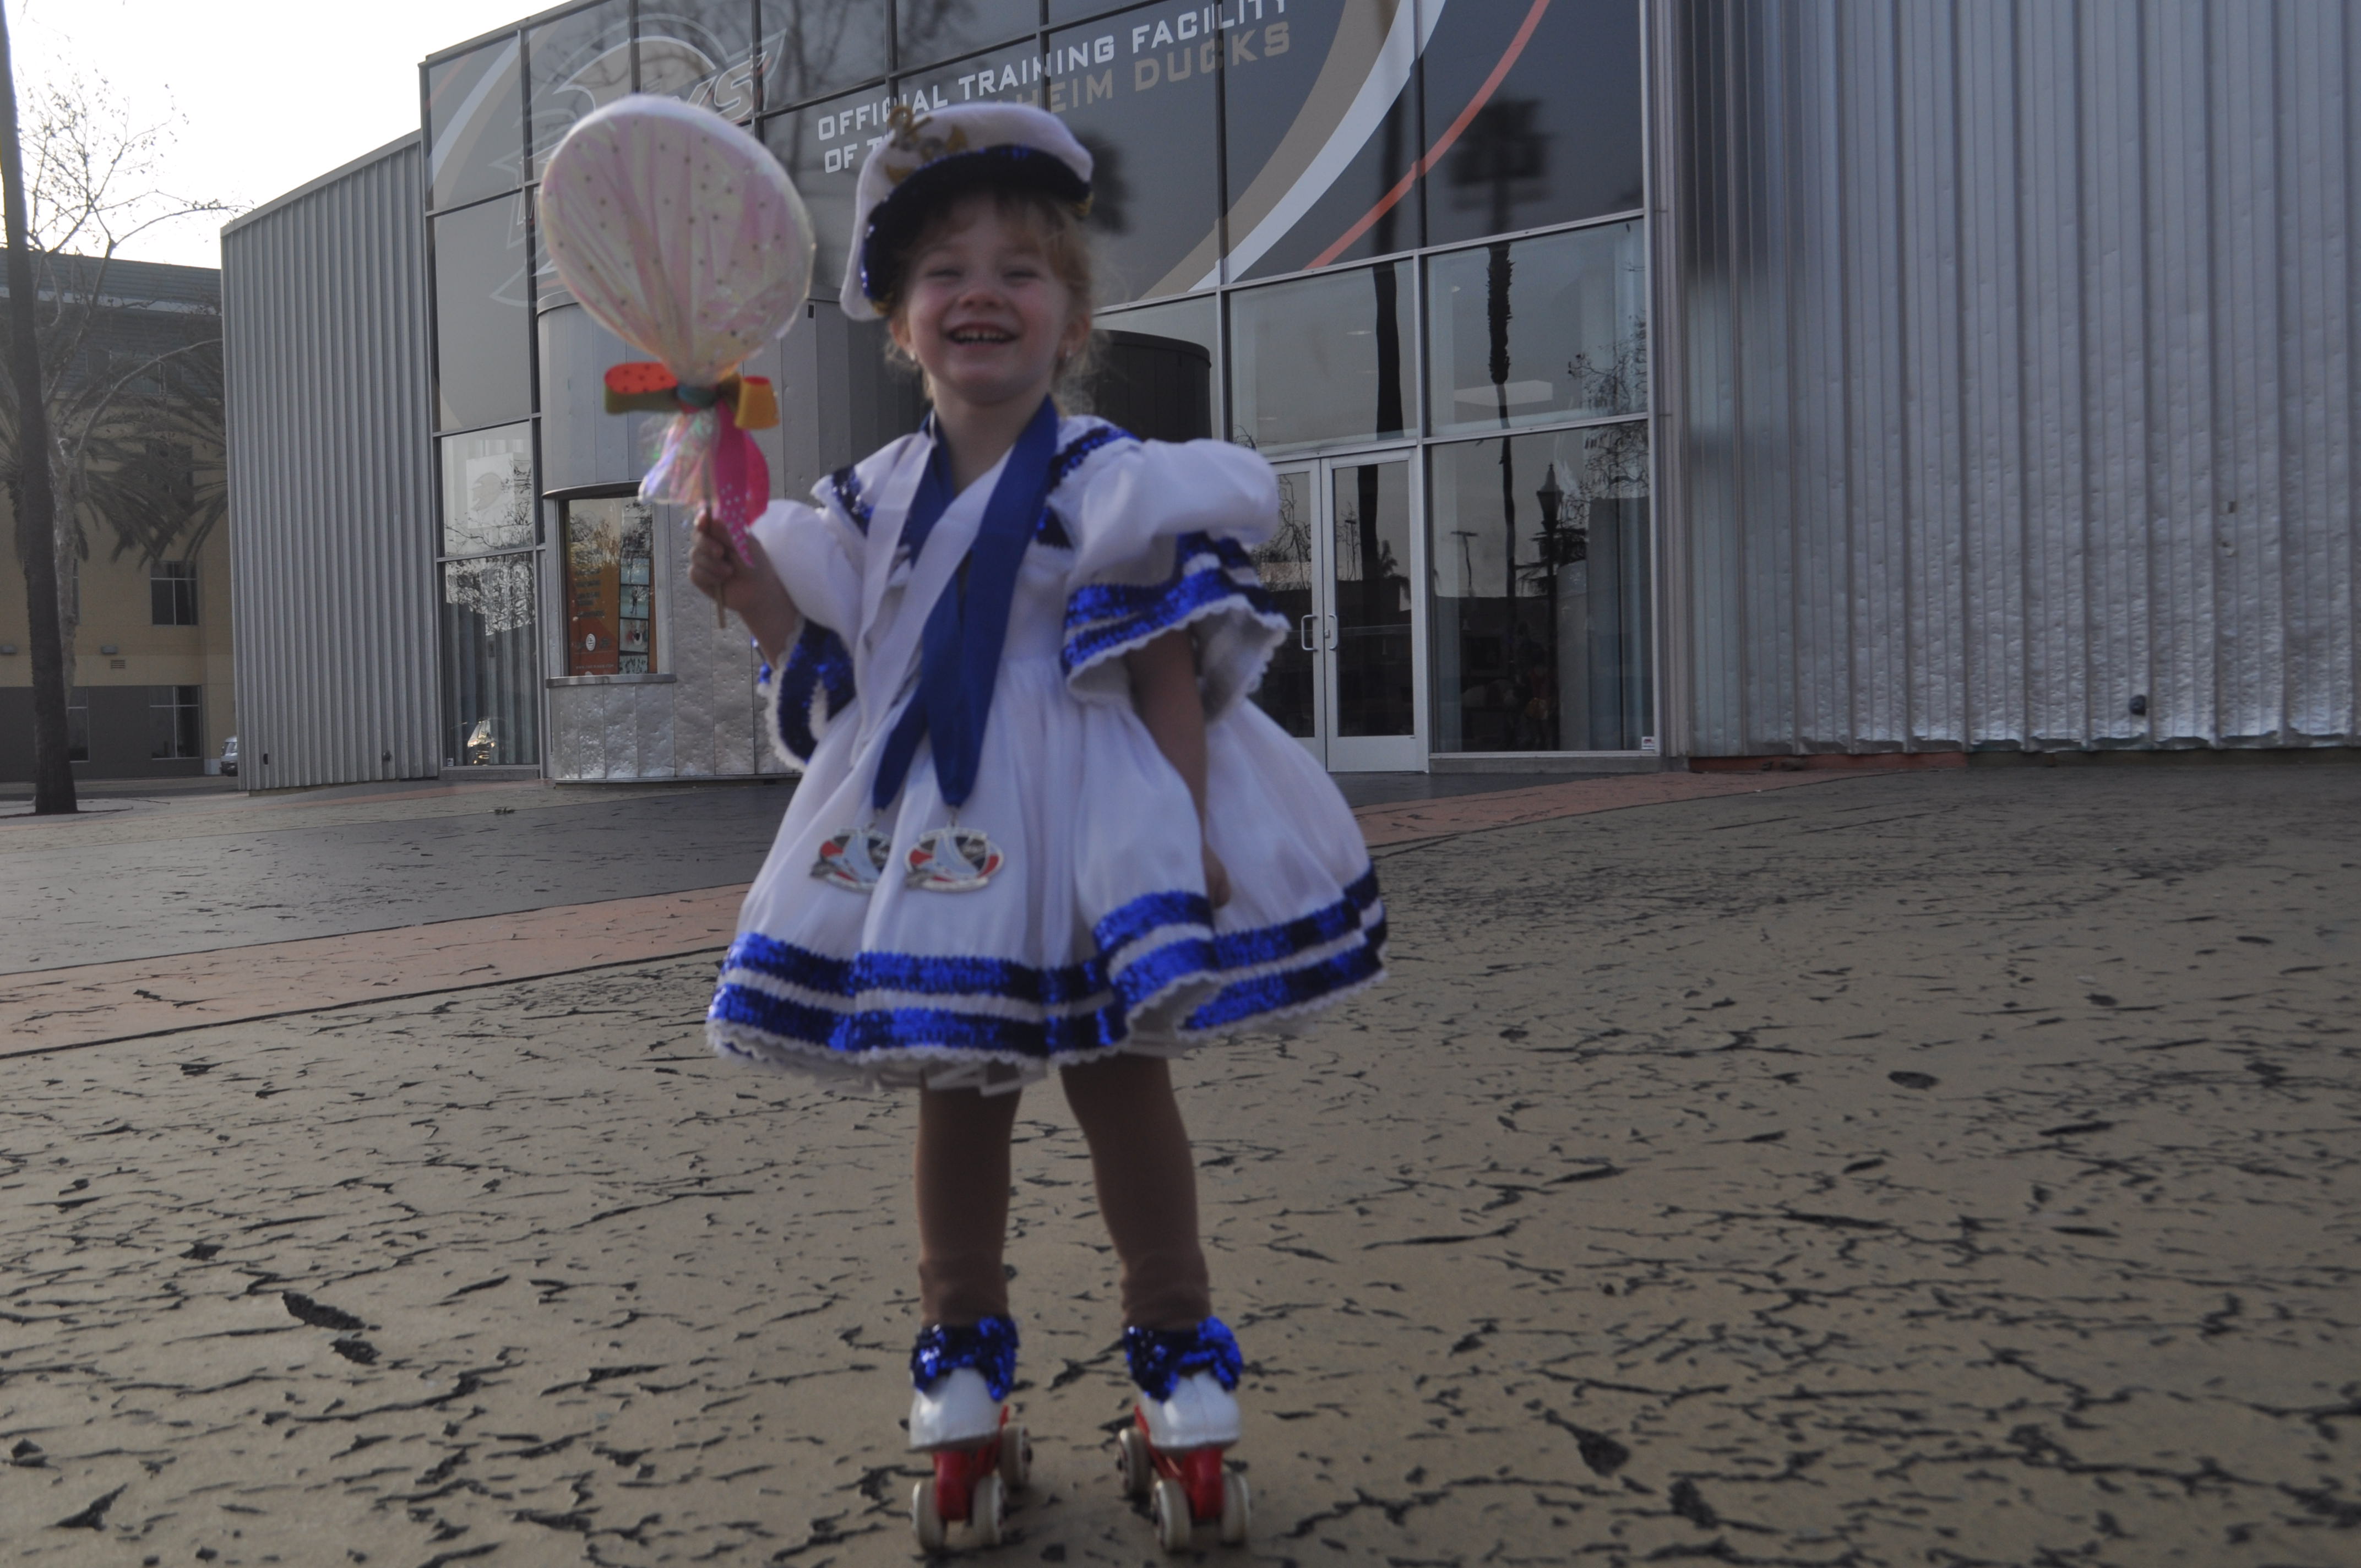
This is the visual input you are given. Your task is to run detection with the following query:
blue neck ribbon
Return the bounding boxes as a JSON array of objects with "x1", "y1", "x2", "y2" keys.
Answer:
[{"x1": 872, "y1": 398, "x2": 1060, "y2": 813}]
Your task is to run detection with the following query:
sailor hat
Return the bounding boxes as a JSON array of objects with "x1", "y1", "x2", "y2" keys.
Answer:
[{"x1": 840, "y1": 101, "x2": 1093, "y2": 322}]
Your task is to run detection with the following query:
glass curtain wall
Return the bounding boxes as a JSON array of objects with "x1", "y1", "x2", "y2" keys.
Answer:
[{"x1": 421, "y1": 0, "x2": 1653, "y2": 767}]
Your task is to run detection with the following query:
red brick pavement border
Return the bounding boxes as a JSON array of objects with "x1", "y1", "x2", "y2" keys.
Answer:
[{"x1": 1, "y1": 767, "x2": 1893, "y2": 1057}]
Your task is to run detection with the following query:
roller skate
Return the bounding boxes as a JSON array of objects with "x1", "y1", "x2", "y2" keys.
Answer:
[
  {"x1": 1113, "y1": 1317, "x2": 1251, "y2": 1551},
  {"x1": 907, "y1": 1315, "x2": 1031, "y2": 1551}
]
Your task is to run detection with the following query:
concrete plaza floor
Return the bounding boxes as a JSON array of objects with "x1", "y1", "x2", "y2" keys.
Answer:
[{"x1": 1, "y1": 763, "x2": 2356, "y2": 1566}]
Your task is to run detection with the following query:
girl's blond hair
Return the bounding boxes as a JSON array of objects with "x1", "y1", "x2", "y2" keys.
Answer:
[{"x1": 882, "y1": 183, "x2": 1100, "y2": 411}]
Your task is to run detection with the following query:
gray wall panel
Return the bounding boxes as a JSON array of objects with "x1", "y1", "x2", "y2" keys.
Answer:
[
  {"x1": 1672, "y1": 0, "x2": 2359, "y2": 753},
  {"x1": 224, "y1": 137, "x2": 437, "y2": 790}
]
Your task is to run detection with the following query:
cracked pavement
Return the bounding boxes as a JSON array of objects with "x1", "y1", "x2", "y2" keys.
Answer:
[{"x1": 2, "y1": 764, "x2": 2356, "y2": 1565}]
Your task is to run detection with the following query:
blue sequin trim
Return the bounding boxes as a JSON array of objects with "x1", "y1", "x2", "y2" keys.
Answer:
[
  {"x1": 708, "y1": 870, "x2": 1382, "y2": 1062},
  {"x1": 912, "y1": 1315, "x2": 1020, "y2": 1400},
  {"x1": 828, "y1": 465, "x2": 873, "y2": 534},
  {"x1": 1050, "y1": 425, "x2": 1134, "y2": 489},
  {"x1": 1124, "y1": 1317, "x2": 1242, "y2": 1401},
  {"x1": 1062, "y1": 531, "x2": 1284, "y2": 676},
  {"x1": 772, "y1": 623, "x2": 857, "y2": 763}
]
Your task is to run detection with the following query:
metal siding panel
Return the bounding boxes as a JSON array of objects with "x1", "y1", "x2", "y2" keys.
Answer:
[
  {"x1": 226, "y1": 140, "x2": 437, "y2": 792},
  {"x1": 2270, "y1": 3, "x2": 2351, "y2": 741},
  {"x1": 1787, "y1": 1, "x2": 1848, "y2": 749},
  {"x1": 1955, "y1": 1, "x2": 2025, "y2": 745},
  {"x1": 2211, "y1": 2, "x2": 2284, "y2": 741},
  {"x1": 2017, "y1": 0, "x2": 2090, "y2": 746},
  {"x1": 2080, "y1": 0, "x2": 2154, "y2": 745},
  {"x1": 1681, "y1": 0, "x2": 1746, "y2": 753},
  {"x1": 1737, "y1": 1, "x2": 1796, "y2": 751},
  {"x1": 2143, "y1": 4, "x2": 2220, "y2": 745},
  {"x1": 1840, "y1": 0, "x2": 1908, "y2": 747}
]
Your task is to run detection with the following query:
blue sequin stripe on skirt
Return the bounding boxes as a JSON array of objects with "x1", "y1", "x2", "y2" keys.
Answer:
[{"x1": 708, "y1": 869, "x2": 1384, "y2": 1063}]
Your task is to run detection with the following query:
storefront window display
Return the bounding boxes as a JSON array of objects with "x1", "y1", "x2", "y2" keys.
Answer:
[
  {"x1": 1426, "y1": 221, "x2": 1647, "y2": 439},
  {"x1": 432, "y1": 195, "x2": 533, "y2": 432},
  {"x1": 562, "y1": 498, "x2": 659, "y2": 675},
  {"x1": 1428, "y1": 422, "x2": 1652, "y2": 754}
]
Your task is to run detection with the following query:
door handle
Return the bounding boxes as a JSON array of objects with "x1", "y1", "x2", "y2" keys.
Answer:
[
  {"x1": 1325, "y1": 612, "x2": 1339, "y2": 650},
  {"x1": 1299, "y1": 612, "x2": 1318, "y2": 651}
]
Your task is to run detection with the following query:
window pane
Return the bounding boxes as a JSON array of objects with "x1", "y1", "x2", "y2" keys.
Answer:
[
  {"x1": 441, "y1": 553, "x2": 543, "y2": 767},
  {"x1": 1429, "y1": 423, "x2": 1653, "y2": 753},
  {"x1": 149, "y1": 686, "x2": 201, "y2": 759},
  {"x1": 1250, "y1": 469, "x2": 1316, "y2": 738},
  {"x1": 760, "y1": 0, "x2": 887, "y2": 109},
  {"x1": 638, "y1": 0, "x2": 760, "y2": 120},
  {"x1": 433, "y1": 195, "x2": 533, "y2": 431},
  {"x1": 1422, "y1": 0, "x2": 1644, "y2": 246},
  {"x1": 427, "y1": 38, "x2": 523, "y2": 209},
  {"x1": 440, "y1": 423, "x2": 537, "y2": 556},
  {"x1": 1221, "y1": 0, "x2": 1418, "y2": 281},
  {"x1": 897, "y1": 0, "x2": 1037, "y2": 73},
  {"x1": 529, "y1": 0, "x2": 634, "y2": 181},
  {"x1": 538, "y1": 305, "x2": 675, "y2": 491},
  {"x1": 1091, "y1": 293, "x2": 1215, "y2": 441},
  {"x1": 1049, "y1": 9, "x2": 1217, "y2": 304},
  {"x1": 1331, "y1": 460, "x2": 1414, "y2": 737},
  {"x1": 761, "y1": 87, "x2": 883, "y2": 298},
  {"x1": 151, "y1": 573, "x2": 173, "y2": 626},
  {"x1": 1226, "y1": 261, "x2": 1411, "y2": 455},
  {"x1": 563, "y1": 498, "x2": 659, "y2": 674},
  {"x1": 1426, "y1": 222, "x2": 1647, "y2": 438}
]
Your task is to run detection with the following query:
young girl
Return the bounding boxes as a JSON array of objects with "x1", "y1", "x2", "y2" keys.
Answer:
[{"x1": 688, "y1": 102, "x2": 1383, "y2": 1546}]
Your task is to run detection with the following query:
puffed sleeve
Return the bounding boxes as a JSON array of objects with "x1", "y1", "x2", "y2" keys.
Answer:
[
  {"x1": 747, "y1": 496, "x2": 861, "y2": 769},
  {"x1": 1058, "y1": 439, "x2": 1291, "y2": 719}
]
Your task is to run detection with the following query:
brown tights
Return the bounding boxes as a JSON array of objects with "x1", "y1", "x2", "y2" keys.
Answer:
[{"x1": 915, "y1": 1053, "x2": 1211, "y2": 1332}]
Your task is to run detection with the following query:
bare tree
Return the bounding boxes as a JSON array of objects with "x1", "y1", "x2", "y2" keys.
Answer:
[{"x1": 2, "y1": 62, "x2": 232, "y2": 807}]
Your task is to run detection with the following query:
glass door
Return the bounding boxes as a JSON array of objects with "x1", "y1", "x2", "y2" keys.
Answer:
[{"x1": 1253, "y1": 455, "x2": 1423, "y2": 771}]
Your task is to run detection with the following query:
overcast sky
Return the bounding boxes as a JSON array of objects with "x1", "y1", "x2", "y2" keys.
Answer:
[{"x1": 10, "y1": 0, "x2": 525, "y2": 270}]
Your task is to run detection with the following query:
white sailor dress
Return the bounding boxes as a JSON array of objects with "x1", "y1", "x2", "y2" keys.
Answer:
[{"x1": 705, "y1": 413, "x2": 1385, "y2": 1093}]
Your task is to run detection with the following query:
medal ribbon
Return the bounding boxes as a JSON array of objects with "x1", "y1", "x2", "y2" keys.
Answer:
[{"x1": 872, "y1": 398, "x2": 1060, "y2": 813}]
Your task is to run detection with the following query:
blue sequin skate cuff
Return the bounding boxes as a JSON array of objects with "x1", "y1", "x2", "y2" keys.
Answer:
[
  {"x1": 1122, "y1": 1317, "x2": 1242, "y2": 1401},
  {"x1": 911, "y1": 1315, "x2": 1020, "y2": 1401}
]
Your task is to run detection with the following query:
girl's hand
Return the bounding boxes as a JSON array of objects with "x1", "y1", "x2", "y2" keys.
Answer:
[
  {"x1": 1202, "y1": 841, "x2": 1232, "y2": 910},
  {"x1": 689, "y1": 511, "x2": 799, "y2": 657}
]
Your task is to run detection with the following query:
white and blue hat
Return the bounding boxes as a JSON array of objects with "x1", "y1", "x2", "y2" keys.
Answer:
[{"x1": 839, "y1": 101, "x2": 1093, "y2": 322}]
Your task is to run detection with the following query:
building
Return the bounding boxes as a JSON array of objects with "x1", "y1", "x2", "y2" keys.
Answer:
[
  {"x1": 0, "y1": 255, "x2": 231, "y2": 782},
  {"x1": 222, "y1": 1, "x2": 2361, "y2": 792}
]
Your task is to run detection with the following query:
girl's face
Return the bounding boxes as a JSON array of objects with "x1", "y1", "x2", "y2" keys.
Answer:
[{"x1": 890, "y1": 194, "x2": 1088, "y2": 416}]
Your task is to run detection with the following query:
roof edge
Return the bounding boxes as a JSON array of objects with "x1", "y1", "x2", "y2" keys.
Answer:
[{"x1": 222, "y1": 132, "x2": 423, "y2": 239}]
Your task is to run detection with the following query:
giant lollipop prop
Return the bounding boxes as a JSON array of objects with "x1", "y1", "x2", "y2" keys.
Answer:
[{"x1": 538, "y1": 96, "x2": 813, "y2": 618}]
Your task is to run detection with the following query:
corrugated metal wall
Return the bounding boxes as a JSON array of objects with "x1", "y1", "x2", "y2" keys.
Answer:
[
  {"x1": 224, "y1": 137, "x2": 439, "y2": 790},
  {"x1": 1669, "y1": 0, "x2": 2359, "y2": 754}
]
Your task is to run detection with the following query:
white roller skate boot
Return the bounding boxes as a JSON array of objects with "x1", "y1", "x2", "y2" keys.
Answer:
[
  {"x1": 1114, "y1": 1318, "x2": 1252, "y2": 1551},
  {"x1": 906, "y1": 1316, "x2": 1030, "y2": 1550}
]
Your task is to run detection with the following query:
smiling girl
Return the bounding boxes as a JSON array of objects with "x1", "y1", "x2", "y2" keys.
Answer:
[{"x1": 687, "y1": 103, "x2": 1383, "y2": 1551}]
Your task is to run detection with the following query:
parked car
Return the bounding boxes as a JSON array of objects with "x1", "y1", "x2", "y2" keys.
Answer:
[{"x1": 220, "y1": 735, "x2": 238, "y2": 777}]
